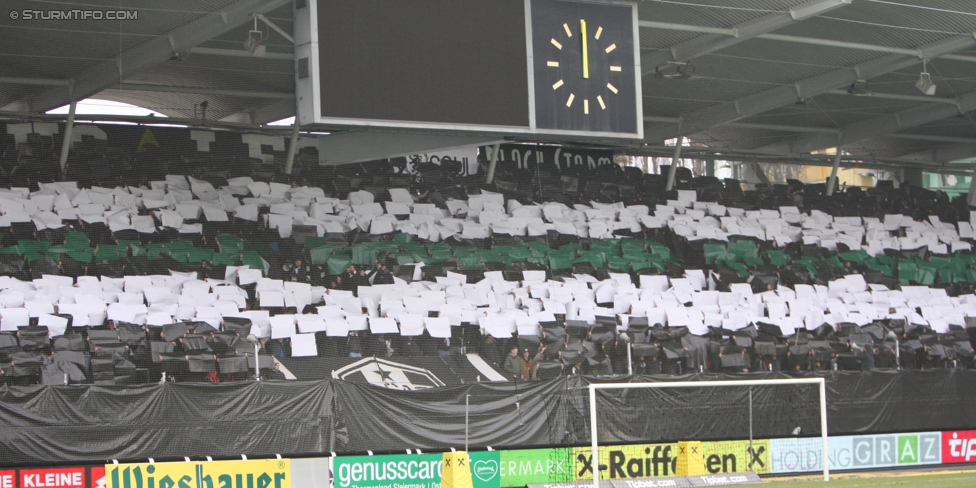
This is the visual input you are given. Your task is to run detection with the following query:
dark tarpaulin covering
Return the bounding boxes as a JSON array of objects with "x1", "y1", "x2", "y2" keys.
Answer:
[
  {"x1": 3, "y1": 371, "x2": 976, "y2": 465},
  {"x1": 331, "y1": 377, "x2": 574, "y2": 453},
  {"x1": 0, "y1": 381, "x2": 335, "y2": 466},
  {"x1": 280, "y1": 355, "x2": 501, "y2": 385}
]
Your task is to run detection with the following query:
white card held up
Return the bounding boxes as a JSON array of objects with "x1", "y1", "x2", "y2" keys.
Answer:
[
  {"x1": 515, "y1": 315, "x2": 541, "y2": 336},
  {"x1": 238, "y1": 269, "x2": 263, "y2": 285},
  {"x1": 107, "y1": 303, "x2": 147, "y2": 325},
  {"x1": 38, "y1": 314, "x2": 69, "y2": 337},
  {"x1": 640, "y1": 275, "x2": 670, "y2": 292},
  {"x1": 258, "y1": 291, "x2": 284, "y2": 308},
  {"x1": 290, "y1": 333, "x2": 318, "y2": 357},
  {"x1": 24, "y1": 301, "x2": 55, "y2": 317},
  {"x1": 398, "y1": 314, "x2": 425, "y2": 336},
  {"x1": 347, "y1": 315, "x2": 369, "y2": 331},
  {"x1": 369, "y1": 317, "x2": 400, "y2": 334},
  {"x1": 297, "y1": 315, "x2": 327, "y2": 334},
  {"x1": 145, "y1": 312, "x2": 174, "y2": 326},
  {"x1": 425, "y1": 316, "x2": 451, "y2": 338},
  {"x1": 326, "y1": 318, "x2": 350, "y2": 337},
  {"x1": 270, "y1": 315, "x2": 296, "y2": 339},
  {"x1": 245, "y1": 310, "x2": 272, "y2": 338}
]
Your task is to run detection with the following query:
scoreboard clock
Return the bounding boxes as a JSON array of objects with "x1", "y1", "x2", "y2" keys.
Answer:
[
  {"x1": 530, "y1": 0, "x2": 641, "y2": 135},
  {"x1": 295, "y1": 0, "x2": 642, "y2": 140}
]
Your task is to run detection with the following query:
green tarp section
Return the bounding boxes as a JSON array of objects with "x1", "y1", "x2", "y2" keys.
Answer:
[
  {"x1": 309, "y1": 246, "x2": 333, "y2": 265},
  {"x1": 216, "y1": 234, "x2": 244, "y2": 254},
  {"x1": 240, "y1": 251, "x2": 264, "y2": 271},
  {"x1": 94, "y1": 244, "x2": 128, "y2": 260},
  {"x1": 7, "y1": 231, "x2": 976, "y2": 287},
  {"x1": 704, "y1": 243, "x2": 726, "y2": 265},
  {"x1": 327, "y1": 254, "x2": 352, "y2": 275},
  {"x1": 764, "y1": 250, "x2": 790, "y2": 267},
  {"x1": 210, "y1": 252, "x2": 240, "y2": 266}
]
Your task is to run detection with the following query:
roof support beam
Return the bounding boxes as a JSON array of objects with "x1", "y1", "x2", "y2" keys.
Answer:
[
  {"x1": 640, "y1": 0, "x2": 851, "y2": 76},
  {"x1": 897, "y1": 142, "x2": 976, "y2": 165},
  {"x1": 0, "y1": 78, "x2": 309, "y2": 118},
  {"x1": 886, "y1": 134, "x2": 976, "y2": 145},
  {"x1": 112, "y1": 83, "x2": 294, "y2": 100},
  {"x1": 219, "y1": 98, "x2": 296, "y2": 125},
  {"x1": 1, "y1": 0, "x2": 291, "y2": 113},
  {"x1": 0, "y1": 77, "x2": 70, "y2": 87},
  {"x1": 755, "y1": 91, "x2": 976, "y2": 154},
  {"x1": 0, "y1": 110, "x2": 305, "y2": 135},
  {"x1": 187, "y1": 47, "x2": 293, "y2": 61},
  {"x1": 826, "y1": 147, "x2": 843, "y2": 196},
  {"x1": 665, "y1": 136, "x2": 684, "y2": 192},
  {"x1": 968, "y1": 163, "x2": 976, "y2": 206},
  {"x1": 824, "y1": 90, "x2": 960, "y2": 105},
  {"x1": 725, "y1": 122, "x2": 839, "y2": 134},
  {"x1": 642, "y1": 34, "x2": 976, "y2": 143},
  {"x1": 640, "y1": 23, "x2": 976, "y2": 64},
  {"x1": 646, "y1": 119, "x2": 976, "y2": 144},
  {"x1": 633, "y1": 144, "x2": 945, "y2": 170}
]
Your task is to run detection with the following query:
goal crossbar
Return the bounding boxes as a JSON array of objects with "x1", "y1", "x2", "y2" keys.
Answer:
[{"x1": 587, "y1": 378, "x2": 829, "y2": 486}]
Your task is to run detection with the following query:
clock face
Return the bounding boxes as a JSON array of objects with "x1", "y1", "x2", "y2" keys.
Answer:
[{"x1": 531, "y1": 0, "x2": 639, "y2": 135}]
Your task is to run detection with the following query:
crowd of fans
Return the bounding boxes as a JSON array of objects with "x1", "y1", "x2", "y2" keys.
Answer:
[{"x1": 0, "y1": 128, "x2": 974, "y2": 387}]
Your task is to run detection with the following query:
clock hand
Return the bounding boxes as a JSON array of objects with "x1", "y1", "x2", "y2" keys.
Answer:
[{"x1": 580, "y1": 19, "x2": 589, "y2": 79}]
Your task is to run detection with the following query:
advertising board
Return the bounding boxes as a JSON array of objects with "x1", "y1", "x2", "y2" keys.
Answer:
[
  {"x1": 499, "y1": 448, "x2": 574, "y2": 487},
  {"x1": 941, "y1": 430, "x2": 976, "y2": 464},
  {"x1": 90, "y1": 468, "x2": 105, "y2": 488},
  {"x1": 769, "y1": 432, "x2": 941, "y2": 474},
  {"x1": 0, "y1": 471, "x2": 15, "y2": 488},
  {"x1": 19, "y1": 467, "x2": 86, "y2": 488},
  {"x1": 0, "y1": 467, "x2": 103, "y2": 488},
  {"x1": 105, "y1": 460, "x2": 290, "y2": 488},
  {"x1": 332, "y1": 451, "x2": 500, "y2": 488},
  {"x1": 569, "y1": 440, "x2": 769, "y2": 481}
]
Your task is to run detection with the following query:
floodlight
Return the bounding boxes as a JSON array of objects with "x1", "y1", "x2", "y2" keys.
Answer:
[
  {"x1": 847, "y1": 79, "x2": 870, "y2": 96},
  {"x1": 244, "y1": 17, "x2": 266, "y2": 57},
  {"x1": 653, "y1": 62, "x2": 700, "y2": 80},
  {"x1": 916, "y1": 61, "x2": 936, "y2": 96}
]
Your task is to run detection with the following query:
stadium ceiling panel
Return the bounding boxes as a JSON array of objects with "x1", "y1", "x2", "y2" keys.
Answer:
[
  {"x1": 1, "y1": 0, "x2": 975, "y2": 168},
  {"x1": 0, "y1": 0, "x2": 293, "y2": 114}
]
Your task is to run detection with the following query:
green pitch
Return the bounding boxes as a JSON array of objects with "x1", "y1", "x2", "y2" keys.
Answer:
[{"x1": 766, "y1": 470, "x2": 976, "y2": 487}]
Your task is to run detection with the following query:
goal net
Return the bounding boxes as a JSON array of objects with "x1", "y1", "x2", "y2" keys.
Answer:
[{"x1": 586, "y1": 378, "x2": 828, "y2": 486}]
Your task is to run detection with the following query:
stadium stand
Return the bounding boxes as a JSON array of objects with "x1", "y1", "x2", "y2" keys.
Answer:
[
  {"x1": 0, "y1": 123, "x2": 975, "y2": 389},
  {"x1": 6, "y1": 1, "x2": 976, "y2": 484}
]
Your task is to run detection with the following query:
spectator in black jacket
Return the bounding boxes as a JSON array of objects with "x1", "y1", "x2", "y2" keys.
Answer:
[
  {"x1": 367, "y1": 262, "x2": 395, "y2": 285},
  {"x1": 288, "y1": 258, "x2": 311, "y2": 283}
]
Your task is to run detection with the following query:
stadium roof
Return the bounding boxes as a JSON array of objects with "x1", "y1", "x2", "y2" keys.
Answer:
[{"x1": 2, "y1": 0, "x2": 976, "y2": 169}]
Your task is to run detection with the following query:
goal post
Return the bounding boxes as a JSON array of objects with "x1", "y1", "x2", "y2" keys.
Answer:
[{"x1": 588, "y1": 378, "x2": 829, "y2": 487}]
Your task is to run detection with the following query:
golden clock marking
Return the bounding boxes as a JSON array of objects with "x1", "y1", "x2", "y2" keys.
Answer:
[
  {"x1": 548, "y1": 19, "x2": 621, "y2": 116},
  {"x1": 581, "y1": 19, "x2": 589, "y2": 79}
]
